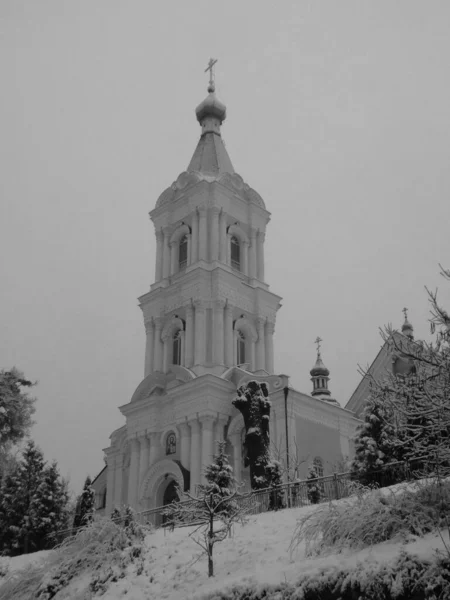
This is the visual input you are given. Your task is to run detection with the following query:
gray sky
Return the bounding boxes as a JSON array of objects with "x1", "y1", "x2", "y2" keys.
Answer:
[{"x1": 1, "y1": 1, "x2": 449, "y2": 495}]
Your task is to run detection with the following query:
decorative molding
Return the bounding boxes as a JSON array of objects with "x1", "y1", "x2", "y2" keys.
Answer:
[{"x1": 138, "y1": 458, "x2": 184, "y2": 503}]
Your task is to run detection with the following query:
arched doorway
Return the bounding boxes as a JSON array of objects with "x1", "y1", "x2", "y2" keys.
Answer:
[{"x1": 163, "y1": 479, "x2": 179, "y2": 506}]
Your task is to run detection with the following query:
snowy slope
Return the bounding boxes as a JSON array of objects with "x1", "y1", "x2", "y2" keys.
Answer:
[{"x1": 3, "y1": 498, "x2": 447, "y2": 600}]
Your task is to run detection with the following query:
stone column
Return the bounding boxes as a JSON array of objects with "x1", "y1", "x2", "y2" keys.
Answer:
[
  {"x1": 178, "y1": 421, "x2": 191, "y2": 470},
  {"x1": 153, "y1": 317, "x2": 163, "y2": 371},
  {"x1": 249, "y1": 230, "x2": 257, "y2": 278},
  {"x1": 105, "y1": 455, "x2": 116, "y2": 516},
  {"x1": 213, "y1": 299, "x2": 225, "y2": 365},
  {"x1": 219, "y1": 211, "x2": 227, "y2": 262},
  {"x1": 224, "y1": 303, "x2": 234, "y2": 367},
  {"x1": 179, "y1": 330, "x2": 186, "y2": 366},
  {"x1": 186, "y1": 233, "x2": 192, "y2": 266},
  {"x1": 189, "y1": 419, "x2": 201, "y2": 495},
  {"x1": 170, "y1": 240, "x2": 177, "y2": 276},
  {"x1": 128, "y1": 438, "x2": 140, "y2": 509},
  {"x1": 191, "y1": 210, "x2": 198, "y2": 264},
  {"x1": 230, "y1": 433, "x2": 242, "y2": 483},
  {"x1": 155, "y1": 230, "x2": 163, "y2": 282},
  {"x1": 200, "y1": 415, "x2": 215, "y2": 483},
  {"x1": 113, "y1": 454, "x2": 123, "y2": 510},
  {"x1": 257, "y1": 231, "x2": 265, "y2": 281},
  {"x1": 162, "y1": 229, "x2": 171, "y2": 279},
  {"x1": 138, "y1": 434, "x2": 150, "y2": 506},
  {"x1": 210, "y1": 207, "x2": 220, "y2": 261},
  {"x1": 265, "y1": 321, "x2": 275, "y2": 374},
  {"x1": 256, "y1": 317, "x2": 266, "y2": 371},
  {"x1": 144, "y1": 319, "x2": 154, "y2": 377},
  {"x1": 198, "y1": 207, "x2": 207, "y2": 261},
  {"x1": 185, "y1": 305, "x2": 194, "y2": 368},
  {"x1": 249, "y1": 338, "x2": 256, "y2": 371},
  {"x1": 242, "y1": 241, "x2": 249, "y2": 276},
  {"x1": 163, "y1": 333, "x2": 171, "y2": 373},
  {"x1": 194, "y1": 300, "x2": 205, "y2": 365}
]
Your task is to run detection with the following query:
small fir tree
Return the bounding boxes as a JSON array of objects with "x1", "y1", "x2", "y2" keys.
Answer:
[
  {"x1": 164, "y1": 441, "x2": 247, "y2": 577},
  {"x1": 73, "y1": 476, "x2": 95, "y2": 529},
  {"x1": 306, "y1": 463, "x2": 322, "y2": 505},
  {"x1": 266, "y1": 459, "x2": 284, "y2": 510}
]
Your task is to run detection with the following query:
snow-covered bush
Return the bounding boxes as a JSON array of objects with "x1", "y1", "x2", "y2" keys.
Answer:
[
  {"x1": 0, "y1": 515, "x2": 148, "y2": 600},
  {"x1": 202, "y1": 549, "x2": 450, "y2": 599},
  {"x1": 290, "y1": 480, "x2": 450, "y2": 557}
]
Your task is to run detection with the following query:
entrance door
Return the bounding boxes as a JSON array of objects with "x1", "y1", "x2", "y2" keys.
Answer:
[{"x1": 163, "y1": 480, "x2": 179, "y2": 506}]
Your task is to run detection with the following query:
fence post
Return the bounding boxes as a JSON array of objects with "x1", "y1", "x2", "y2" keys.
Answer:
[{"x1": 333, "y1": 473, "x2": 340, "y2": 500}]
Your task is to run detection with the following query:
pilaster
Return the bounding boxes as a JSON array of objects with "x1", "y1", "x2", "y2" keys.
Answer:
[
  {"x1": 213, "y1": 299, "x2": 225, "y2": 365},
  {"x1": 257, "y1": 231, "x2": 265, "y2": 281},
  {"x1": 191, "y1": 209, "x2": 199, "y2": 264},
  {"x1": 200, "y1": 414, "x2": 216, "y2": 483},
  {"x1": 198, "y1": 206, "x2": 207, "y2": 261},
  {"x1": 155, "y1": 229, "x2": 163, "y2": 282},
  {"x1": 185, "y1": 304, "x2": 194, "y2": 367},
  {"x1": 211, "y1": 207, "x2": 220, "y2": 261},
  {"x1": 189, "y1": 419, "x2": 201, "y2": 494},
  {"x1": 178, "y1": 421, "x2": 191, "y2": 470},
  {"x1": 153, "y1": 317, "x2": 163, "y2": 372},
  {"x1": 194, "y1": 300, "x2": 206, "y2": 365},
  {"x1": 137, "y1": 434, "x2": 150, "y2": 505},
  {"x1": 105, "y1": 454, "x2": 116, "y2": 516},
  {"x1": 256, "y1": 316, "x2": 266, "y2": 371},
  {"x1": 265, "y1": 321, "x2": 275, "y2": 374},
  {"x1": 128, "y1": 438, "x2": 140, "y2": 509},
  {"x1": 162, "y1": 229, "x2": 171, "y2": 279},
  {"x1": 144, "y1": 319, "x2": 154, "y2": 377},
  {"x1": 224, "y1": 303, "x2": 234, "y2": 367}
]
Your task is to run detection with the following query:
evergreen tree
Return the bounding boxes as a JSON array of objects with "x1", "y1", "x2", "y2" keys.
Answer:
[
  {"x1": 266, "y1": 459, "x2": 284, "y2": 510},
  {"x1": 73, "y1": 476, "x2": 95, "y2": 529},
  {"x1": 351, "y1": 388, "x2": 402, "y2": 484},
  {"x1": 30, "y1": 461, "x2": 70, "y2": 549},
  {"x1": 0, "y1": 440, "x2": 45, "y2": 555},
  {"x1": 201, "y1": 440, "x2": 234, "y2": 499},
  {"x1": 306, "y1": 463, "x2": 322, "y2": 504}
]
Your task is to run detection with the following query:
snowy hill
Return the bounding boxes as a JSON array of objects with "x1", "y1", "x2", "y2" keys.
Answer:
[{"x1": 1, "y1": 488, "x2": 448, "y2": 600}]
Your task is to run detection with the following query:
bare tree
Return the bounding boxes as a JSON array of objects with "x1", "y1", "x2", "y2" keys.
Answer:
[{"x1": 163, "y1": 442, "x2": 248, "y2": 577}]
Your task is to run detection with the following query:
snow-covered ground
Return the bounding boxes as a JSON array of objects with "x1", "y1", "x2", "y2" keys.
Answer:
[{"x1": 2, "y1": 493, "x2": 447, "y2": 600}]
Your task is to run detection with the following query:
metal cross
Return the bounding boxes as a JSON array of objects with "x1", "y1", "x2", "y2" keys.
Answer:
[
  {"x1": 314, "y1": 336, "x2": 323, "y2": 354},
  {"x1": 402, "y1": 307, "x2": 408, "y2": 321},
  {"x1": 205, "y1": 58, "x2": 218, "y2": 89}
]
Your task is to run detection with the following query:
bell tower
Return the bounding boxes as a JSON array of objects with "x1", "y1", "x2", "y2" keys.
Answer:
[{"x1": 139, "y1": 68, "x2": 282, "y2": 379}]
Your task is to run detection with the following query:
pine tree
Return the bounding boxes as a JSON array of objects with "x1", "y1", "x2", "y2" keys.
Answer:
[
  {"x1": 0, "y1": 440, "x2": 46, "y2": 555},
  {"x1": 306, "y1": 463, "x2": 322, "y2": 504},
  {"x1": 73, "y1": 476, "x2": 95, "y2": 529},
  {"x1": 30, "y1": 461, "x2": 70, "y2": 549}
]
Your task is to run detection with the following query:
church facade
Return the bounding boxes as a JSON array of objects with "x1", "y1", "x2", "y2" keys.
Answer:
[{"x1": 94, "y1": 78, "x2": 360, "y2": 515}]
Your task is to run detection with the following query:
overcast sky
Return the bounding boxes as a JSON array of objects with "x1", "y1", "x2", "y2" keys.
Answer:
[{"x1": 1, "y1": 1, "x2": 449, "y2": 495}]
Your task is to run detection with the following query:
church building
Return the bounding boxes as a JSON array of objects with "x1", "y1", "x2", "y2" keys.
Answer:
[{"x1": 93, "y1": 70, "x2": 361, "y2": 515}]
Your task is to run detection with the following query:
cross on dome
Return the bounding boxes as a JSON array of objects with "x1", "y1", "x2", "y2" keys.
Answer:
[
  {"x1": 314, "y1": 336, "x2": 323, "y2": 355},
  {"x1": 205, "y1": 58, "x2": 218, "y2": 93},
  {"x1": 402, "y1": 307, "x2": 409, "y2": 322}
]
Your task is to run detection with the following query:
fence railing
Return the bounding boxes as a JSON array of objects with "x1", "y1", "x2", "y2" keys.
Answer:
[{"x1": 48, "y1": 455, "x2": 431, "y2": 543}]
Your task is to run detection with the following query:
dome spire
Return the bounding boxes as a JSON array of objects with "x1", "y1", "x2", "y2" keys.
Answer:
[
  {"x1": 187, "y1": 58, "x2": 234, "y2": 176},
  {"x1": 310, "y1": 338, "x2": 338, "y2": 404},
  {"x1": 401, "y1": 307, "x2": 414, "y2": 340}
]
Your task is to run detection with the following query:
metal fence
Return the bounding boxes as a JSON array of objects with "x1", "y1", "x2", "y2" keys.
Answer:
[{"x1": 48, "y1": 455, "x2": 431, "y2": 542}]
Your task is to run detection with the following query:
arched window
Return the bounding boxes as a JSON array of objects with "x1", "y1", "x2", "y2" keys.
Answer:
[
  {"x1": 172, "y1": 330, "x2": 182, "y2": 365},
  {"x1": 313, "y1": 456, "x2": 324, "y2": 478},
  {"x1": 179, "y1": 235, "x2": 188, "y2": 270},
  {"x1": 230, "y1": 236, "x2": 241, "y2": 271},
  {"x1": 237, "y1": 330, "x2": 246, "y2": 365},
  {"x1": 166, "y1": 433, "x2": 176, "y2": 455}
]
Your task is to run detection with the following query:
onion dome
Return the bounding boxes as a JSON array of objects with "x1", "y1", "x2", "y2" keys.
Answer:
[
  {"x1": 401, "y1": 308, "x2": 414, "y2": 340},
  {"x1": 195, "y1": 83, "x2": 227, "y2": 125},
  {"x1": 187, "y1": 72, "x2": 234, "y2": 177},
  {"x1": 310, "y1": 353, "x2": 330, "y2": 378}
]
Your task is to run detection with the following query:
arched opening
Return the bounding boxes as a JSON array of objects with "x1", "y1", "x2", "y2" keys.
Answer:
[
  {"x1": 172, "y1": 330, "x2": 182, "y2": 365},
  {"x1": 237, "y1": 330, "x2": 246, "y2": 365},
  {"x1": 163, "y1": 479, "x2": 179, "y2": 506},
  {"x1": 230, "y1": 236, "x2": 241, "y2": 271},
  {"x1": 179, "y1": 235, "x2": 188, "y2": 270}
]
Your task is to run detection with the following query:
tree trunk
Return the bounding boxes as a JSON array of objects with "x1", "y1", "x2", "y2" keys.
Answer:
[{"x1": 208, "y1": 506, "x2": 214, "y2": 577}]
